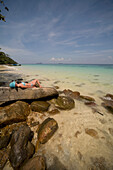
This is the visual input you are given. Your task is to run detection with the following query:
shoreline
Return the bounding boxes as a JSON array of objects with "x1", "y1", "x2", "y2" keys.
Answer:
[{"x1": 0, "y1": 65, "x2": 113, "y2": 169}]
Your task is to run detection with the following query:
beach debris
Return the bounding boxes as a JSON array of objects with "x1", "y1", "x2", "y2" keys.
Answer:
[
  {"x1": 30, "y1": 101, "x2": 50, "y2": 113},
  {"x1": 63, "y1": 89, "x2": 80, "y2": 99},
  {"x1": 19, "y1": 156, "x2": 46, "y2": 170},
  {"x1": 37, "y1": 117, "x2": 58, "y2": 144},
  {"x1": 85, "y1": 128, "x2": 99, "y2": 138},
  {"x1": 0, "y1": 101, "x2": 30, "y2": 128},
  {"x1": 0, "y1": 87, "x2": 58, "y2": 105},
  {"x1": 55, "y1": 96, "x2": 75, "y2": 110},
  {"x1": 9, "y1": 124, "x2": 35, "y2": 169}
]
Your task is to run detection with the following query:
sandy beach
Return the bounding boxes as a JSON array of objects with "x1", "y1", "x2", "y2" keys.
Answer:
[{"x1": 0, "y1": 65, "x2": 113, "y2": 170}]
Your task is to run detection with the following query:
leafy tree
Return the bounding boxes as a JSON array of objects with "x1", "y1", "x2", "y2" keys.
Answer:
[{"x1": 0, "y1": 0, "x2": 9, "y2": 22}]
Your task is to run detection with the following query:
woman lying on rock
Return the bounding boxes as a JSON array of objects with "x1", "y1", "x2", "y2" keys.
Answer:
[{"x1": 9, "y1": 79, "x2": 42, "y2": 88}]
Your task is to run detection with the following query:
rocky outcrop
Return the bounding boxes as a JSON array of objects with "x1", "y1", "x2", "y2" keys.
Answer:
[
  {"x1": 9, "y1": 124, "x2": 35, "y2": 169},
  {"x1": 0, "y1": 87, "x2": 58, "y2": 105},
  {"x1": 30, "y1": 101, "x2": 50, "y2": 112},
  {"x1": 0, "y1": 101, "x2": 30, "y2": 127},
  {"x1": 20, "y1": 156, "x2": 46, "y2": 170},
  {"x1": 38, "y1": 117, "x2": 58, "y2": 144},
  {"x1": 55, "y1": 96, "x2": 75, "y2": 110}
]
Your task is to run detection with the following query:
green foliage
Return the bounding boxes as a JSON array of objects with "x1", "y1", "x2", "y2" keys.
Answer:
[
  {"x1": 0, "y1": 0, "x2": 9, "y2": 22},
  {"x1": 0, "y1": 51, "x2": 18, "y2": 64}
]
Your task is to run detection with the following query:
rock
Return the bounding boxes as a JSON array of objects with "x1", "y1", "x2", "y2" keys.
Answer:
[
  {"x1": 84, "y1": 101, "x2": 96, "y2": 107},
  {"x1": 0, "y1": 87, "x2": 58, "y2": 105},
  {"x1": 38, "y1": 117, "x2": 58, "y2": 144},
  {"x1": 0, "y1": 149, "x2": 9, "y2": 169},
  {"x1": 0, "y1": 122, "x2": 27, "y2": 139},
  {"x1": 89, "y1": 156, "x2": 108, "y2": 170},
  {"x1": 55, "y1": 96, "x2": 75, "y2": 110},
  {"x1": 9, "y1": 124, "x2": 35, "y2": 169},
  {"x1": 63, "y1": 89, "x2": 80, "y2": 99},
  {"x1": 48, "y1": 109, "x2": 60, "y2": 115},
  {"x1": 20, "y1": 156, "x2": 46, "y2": 170},
  {"x1": 0, "y1": 134, "x2": 11, "y2": 149},
  {"x1": 30, "y1": 101, "x2": 50, "y2": 112},
  {"x1": 85, "y1": 128, "x2": 98, "y2": 138},
  {"x1": 102, "y1": 100, "x2": 113, "y2": 113},
  {"x1": 80, "y1": 95, "x2": 95, "y2": 101},
  {"x1": 105, "y1": 93, "x2": 113, "y2": 100},
  {"x1": 0, "y1": 101, "x2": 30, "y2": 127}
]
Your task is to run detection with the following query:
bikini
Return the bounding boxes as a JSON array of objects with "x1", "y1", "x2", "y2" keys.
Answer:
[{"x1": 22, "y1": 82, "x2": 33, "y2": 87}]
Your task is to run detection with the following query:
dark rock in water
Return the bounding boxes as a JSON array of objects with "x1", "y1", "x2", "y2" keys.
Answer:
[
  {"x1": 102, "y1": 100, "x2": 113, "y2": 113},
  {"x1": 85, "y1": 101, "x2": 97, "y2": 107},
  {"x1": 38, "y1": 117, "x2": 58, "y2": 144},
  {"x1": 0, "y1": 134, "x2": 11, "y2": 149},
  {"x1": 9, "y1": 124, "x2": 34, "y2": 169},
  {"x1": 105, "y1": 93, "x2": 113, "y2": 100},
  {"x1": 0, "y1": 149, "x2": 9, "y2": 169},
  {"x1": 55, "y1": 96, "x2": 75, "y2": 110},
  {"x1": 0, "y1": 101, "x2": 30, "y2": 127},
  {"x1": 80, "y1": 95, "x2": 95, "y2": 102},
  {"x1": 20, "y1": 156, "x2": 46, "y2": 170},
  {"x1": 63, "y1": 89, "x2": 80, "y2": 99},
  {"x1": 30, "y1": 101, "x2": 50, "y2": 113}
]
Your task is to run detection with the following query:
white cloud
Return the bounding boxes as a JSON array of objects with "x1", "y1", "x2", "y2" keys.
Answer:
[
  {"x1": 108, "y1": 56, "x2": 113, "y2": 59},
  {"x1": 50, "y1": 57, "x2": 64, "y2": 61}
]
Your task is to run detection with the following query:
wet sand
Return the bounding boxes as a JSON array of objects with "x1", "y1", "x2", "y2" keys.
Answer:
[{"x1": 1, "y1": 65, "x2": 113, "y2": 170}]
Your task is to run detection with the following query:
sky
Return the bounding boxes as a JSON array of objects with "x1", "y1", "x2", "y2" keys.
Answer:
[{"x1": 0, "y1": 0, "x2": 113, "y2": 64}]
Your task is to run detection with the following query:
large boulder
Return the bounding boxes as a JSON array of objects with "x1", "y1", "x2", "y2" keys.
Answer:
[
  {"x1": 20, "y1": 156, "x2": 46, "y2": 170},
  {"x1": 38, "y1": 117, "x2": 58, "y2": 144},
  {"x1": 0, "y1": 87, "x2": 58, "y2": 105},
  {"x1": 0, "y1": 101, "x2": 30, "y2": 128},
  {"x1": 30, "y1": 101, "x2": 50, "y2": 112},
  {"x1": 55, "y1": 96, "x2": 75, "y2": 110},
  {"x1": 9, "y1": 124, "x2": 35, "y2": 169}
]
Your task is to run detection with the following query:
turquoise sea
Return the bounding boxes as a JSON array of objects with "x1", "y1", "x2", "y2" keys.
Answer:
[{"x1": 18, "y1": 64, "x2": 113, "y2": 97}]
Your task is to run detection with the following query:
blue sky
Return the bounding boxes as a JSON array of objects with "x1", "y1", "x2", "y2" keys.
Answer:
[{"x1": 0, "y1": 0, "x2": 113, "y2": 64}]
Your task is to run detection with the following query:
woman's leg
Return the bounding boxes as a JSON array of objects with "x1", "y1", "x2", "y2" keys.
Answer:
[{"x1": 30, "y1": 79, "x2": 42, "y2": 87}]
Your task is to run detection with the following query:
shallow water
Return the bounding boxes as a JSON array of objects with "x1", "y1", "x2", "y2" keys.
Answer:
[{"x1": 18, "y1": 64, "x2": 113, "y2": 98}]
